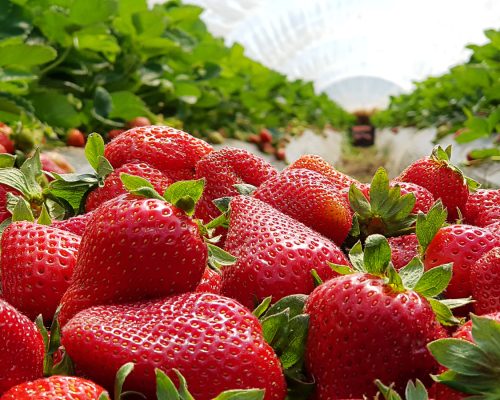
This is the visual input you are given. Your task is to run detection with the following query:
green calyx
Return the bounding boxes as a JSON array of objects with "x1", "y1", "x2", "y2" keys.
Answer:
[
  {"x1": 428, "y1": 315, "x2": 500, "y2": 398},
  {"x1": 375, "y1": 379, "x2": 429, "y2": 400},
  {"x1": 329, "y1": 234, "x2": 469, "y2": 326},
  {"x1": 349, "y1": 167, "x2": 417, "y2": 239},
  {"x1": 430, "y1": 145, "x2": 480, "y2": 192},
  {"x1": 415, "y1": 200, "x2": 447, "y2": 255},
  {"x1": 256, "y1": 294, "x2": 313, "y2": 399}
]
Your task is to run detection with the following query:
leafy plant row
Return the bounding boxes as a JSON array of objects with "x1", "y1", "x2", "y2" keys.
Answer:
[
  {"x1": 0, "y1": 0, "x2": 354, "y2": 150},
  {"x1": 373, "y1": 29, "x2": 500, "y2": 163}
]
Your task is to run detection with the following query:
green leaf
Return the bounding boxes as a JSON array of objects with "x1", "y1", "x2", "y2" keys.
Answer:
[
  {"x1": 311, "y1": 269, "x2": 323, "y2": 286},
  {"x1": 386, "y1": 263, "x2": 405, "y2": 292},
  {"x1": 46, "y1": 177, "x2": 96, "y2": 214},
  {"x1": 11, "y1": 197, "x2": 34, "y2": 222},
  {"x1": 431, "y1": 145, "x2": 451, "y2": 162},
  {"x1": 213, "y1": 389, "x2": 265, "y2": 400},
  {"x1": 363, "y1": 234, "x2": 391, "y2": 275},
  {"x1": 50, "y1": 351, "x2": 75, "y2": 376},
  {"x1": 174, "y1": 82, "x2": 201, "y2": 104},
  {"x1": 262, "y1": 295, "x2": 308, "y2": 321},
  {"x1": 0, "y1": 153, "x2": 16, "y2": 168},
  {"x1": 207, "y1": 243, "x2": 236, "y2": 268},
  {"x1": 279, "y1": 314, "x2": 309, "y2": 369},
  {"x1": 37, "y1": 204, "x2": 52, "y2": 225},
  {"x1": 369, "y1": 167, "x2": 390, "y2": 214},
  {"x1": 349, "y1": 184, "x2": 372, "y2": 218},
  {"x1": 233, "y1": 183, "x2": 256, "y2": 196},
  {"x1": 74, "y1": 25, "x2": 120, "y2": 58},
  {"x1": 405, "y1": 380, "x2": 429, "y2": 400},
  {"x1": 0, "y1": 167, "x2": 30, "y2": 194},
  {"x1": 413, "y1": 263, "x2": 453, "y2": 297},
  {"x1": 428, "y1": 298, "x2": 460, "y2": 327},
  {"x1": 348, "y1": 241, "x2": 365, "y2": 272},
  {"x1": 470, "y1": 314, "x2": 500, "y2": 364},
  {"x1": 114, "y1": 362, "x2": 135, "y2": 400},
  {"x1": 398, "y1": 257, "x2": 424, "y2": 289},
  {"x1": 20, "y1": 148, "x2": 43, "y2": 195},
  {"x1": 30, "y1": 92, "x2": 83, "y2": 129},
  {"x1": 439, "y1": 298, "x2": 473, "y2": 309},
  {"x1": 109, "y1": 91, "x2": 151, "y2": 121},
  {"x1": 261, "y1": 308, "x2": 289, "y2": 344},
  {"x1": 69, "y1": 0, "x2": 118, "y2": 26},
  {"x1": 213, "y1": 197, "x2": 231, "y2": 213},
  {"x1": 253, "y1": 296, "x2": 272, "y2": 318},
  {"x1": 0, "y1": 43, "x2": 57, "y2": 67},
  {"x1": 163, "y1": 179, "x2": 205, "y2": 215},
  {"x1": 155, "y1": 369, "x2": 179, "y2": 400},
  {"x1": 173, "y1": 369, "x2": 195, "y2": 400},
  {"x1": 328, "y1": 262, "x2": 353, "y2": 275},
  {"x1": 94, "y1": 87, "x2": 113, "y2": 118},
  {"x1": 374, "y1": 380, "x2": 403, "y2": 400},
  {"x1": 85, "y1": 133, "x2": 106, "y2": 171},
  {"x1": 416, "y1": 201, "x2": 447, "y2": 254},
  {"x1": 120, "y1": 173, "x2": 164, "y2": 200},
  {"x1": 428, "y1": 338, "x2": 494, "y2": 375},
  {"x1": 96, "y1": 156, "x2": 114, "y2": 180}
]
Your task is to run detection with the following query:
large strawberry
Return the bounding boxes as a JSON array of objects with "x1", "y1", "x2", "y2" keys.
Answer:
[
  {"x1": 0, "y1": 299, "x2": 44, "y2": 394},
  {"x1": 85, "y1": 162, "x2": 172, "y2": 211},
  {"x1": 58, "y1": 178, "x2": 208, "y2": 325},
  {"x1": 388, "y1": 234, "x2": 419, "y2": 270},
  {"x1": 1, "y1": 222, "x2": 81, "y2": 320},
  {"x1": 51, "y1": 212, "x2": 94, "y2": 236},
  {"x1": 196, "y1": 268, "x2": 222, "y2": 294},
  {"x1": 194, "y1": 147, "x2": 277, "y2": 223},
  {"x1": 1, "y1": 376, "x2": 108, "y2": 399},
  {"x1": 221, "y1": 196, "x2": 349, "y2": 309},
  {"x1": 428, "y1": 314, "x2": 500, "y2": 399},
  {"x1": 305, "y1": 235, "x2": 453, "y2": 398},
  {"x1": 287, "y1": 154, "x2": 359, "y2": 192},
  {"x1": 463, "y1": 188, "x2": 500, "y2": 227},
  {"x1": 253, "y1": 168, "x2": 352, "y2": 246},
  {"x1": 397, "y1": 146, "x2": 476, "y2": 221},
  {"x1": 62, "y1": 292, "x2": 286, "y2": 400},
  {"x1": 104, "y1": 125, "x2": 213, "y2": 181},
  {"x1": 470, "y1": 247, "x2": 500, "y2": 314},
  {"x1": 424, "y1": 224, "x2": 499, "y2": 299}
]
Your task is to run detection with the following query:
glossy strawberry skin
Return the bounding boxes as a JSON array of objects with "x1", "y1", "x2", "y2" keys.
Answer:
[
  {"x1": 0, "y1": 299, "x2": 44, "y2": 394},
  {"x1": 104, "y1": 125, "x2": 213, "y2": 181},
  {"x1": 287, "y1": 154, "x2": 359, "y2": 192},
  {"x1": 486, "y1": 220, "x2": 500, "y2": 238},
  {"x1": 1, "y1": 222, "x2": 81, "y2": 320},
  {"x1": 388, "y1": 234, "x2": 419, "y2": 270},
  {"x1": 221, "y1": 196, "x2": 349, "y2": 309},
  {"x1": 0, "y1": 376, "x2": 108, "y2": 400},
  {"x1": 397, "y1": 157, "x2": 469, "y2": 221},
  {"x1": 470, "y1": 248, "x2": 500, "y2": 314},
  {"x1": 85, "y1": 162, "x2": 172, "y2": 212},
  {"x1": 196, "y1": 268, "x2": 222, "y2": 294},
  {"x1": 51, "y1": 212, "x2": 94, "y2": 236},
  {"x1": 62, "y1": 293, "x2": 286, "y2": 400},
  {"x1": 424, "y1": 225, "x2": 499, "y2": 299},
  {"x1": 194, "y1": 147, "x2": 277, "y2": 223},
  {"x1": 253, "y1": 168, "x2": 353, "y2": 246},
  {"x1": 305, "y1": 274, "x2": 447, "y2": 399},
  {"x1": 58, "y1": 195, "x2": 207, "y2": 325},
  {"x1": 463, "y1": 189, "x2": 500, "y2": 227}
]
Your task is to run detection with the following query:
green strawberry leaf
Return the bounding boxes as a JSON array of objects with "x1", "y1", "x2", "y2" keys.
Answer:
[
  {"x1": 85, "y1": 133, "x2": 106, "y2": 171},
  {"x1": 213, "y1": 389, "x2": 265, "y2": 400},
  {"x1": 363, "y1": 234, "x2": 391, "y2": 276},
  {"x1": 431, "y1": 368, "x2": 500, "y2": 396},
  {"x1": 20, "y1": 148, "x2": 43, "y2": 195},
  {"x1": 11, "y1": 196, "x2": 34, "y2": 222},
  {"x1": 261, "y1": 308, "x2": 289, "y2": 345},
  {"x1": 0, "y1": 153, "x2": 16, "y2": 168},
  {"x1": 156, "y1": 369, "x2": 179, "y2": 400},
  {"x1": 386, "y1": 263, "x2": 405, "y2": 291},
  {"x1": 204, "y1": 212, "x2": 229, "y2": 230},
  {"x1": 0, "y1": 167, "x2": 32, "y2": 195},
  {"x1": 348, "y1": 241, "x2": 365, "y2": 272},
  {"x1": 375, "y1": 380, "x2": 403, "y2": 400},
  {"x1": 413, "y1": 263, "x2": 453, "y2": 297},
  {"x1": 311, "y1": 268, "x2": 323, "y2": 286},
  {"x1": 398, "y1": 257, "x2": 424, "y2": 289},
  {"x1": 98, "y1": 393, "x2": 111, "y2": 400},
  {"x1": 50, "y1": 351, "x2": 75, "y2": 376},
  {"x1": 428, "y1": 298, "x2": 461, "y2": 326},
  {"x1": 37, "y1": 204, "x2": 52, "y2": 225},
  {"x1": 213, "y1": 197, "x2": 231, "y2": 213},
  {"x1": 279, "y1": 314, "x2": 309, "y2": 369},
  {"x1": 431, "y1": 145, "x2": 451, "y2": 162},
  {"x1": 439, "y1": 298, "x2": 474, "y2": 309},
  {"x1": 173, "y1": 369, "x2": 195, "y2": 400},
  {"x1": 416, "y1": 201, "x2": 447, "y2": 254},
  {"x1": 369, "y1": 167, "x2": 390, "y2": 214},
  {"x1": 252, "y1": 296, "x2": 272, "y2": 318},
  {"x1": 262, "y1": 295, "x2": 308, "y2": 321},
  {"x1": 163, "y1": 179, "x2": 205, "y2": 215},
  {"x1": 114, "y1": 363, "x2": 136, "y2": 400},
  {"x1": 120, "y1": 173, "x2": 164, "y2": 201},
  {"x1": 349, "y1": 184, "x2": 372, "y2": 218},
  {"x1": 45, "y1": 177, "x2": 95, "y2": 215},
  {"x1": 470, "y1": 314, "x2": 500, "y2": 364},
  {"x1": 234, "y1": 183, "x2": 256, "y2": 196},
  {"x1": 328, "y1": 263, "x2": 353, "y2": 275},
  {"x1": 207, "y1": 243, "x2": 236, "y2": 269},
  {"x1": 405, "y1": 379, "x2": 428, "y2": 400},
  {"x1": 96, "y1": 155, "x2": 114, "y2": 182}
]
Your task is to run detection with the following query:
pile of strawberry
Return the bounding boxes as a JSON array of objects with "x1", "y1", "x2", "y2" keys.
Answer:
[{"x1": 0, "y1": 125, "x2": 499, "y2": 400}]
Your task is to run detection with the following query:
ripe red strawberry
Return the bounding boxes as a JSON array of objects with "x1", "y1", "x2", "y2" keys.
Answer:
[
  {"x1": 0, "y1": 184, "x2": 19, "y2": 223},
  {"x1": 1, "y1": 222, "x2": 81, "y2": 321},
  {"x1": 361, "y1": 181, "x2": 435, "y2": 214},
  {"x1": 108, "y1": 129, "x2": 125, "y2": 140},
  {"x1": 58, "y1": 195, "x2": 207, "y2": 325},
  {"x1": 424, "y1": 225, "x2": 499, "y2": 299},
  {"x1": 463, "y1": 188, "x2": 499, "y2": 227},
  {"x1": 195, "y1": 147, "x2": 277, "y2": 223},
  {"x1": 1, "y1": 376, "x2": 108, "y2": 399},
  {"x1": 126, "y1": 116, "x2": 151, "y2": 128},
  {"x1": 0, "y1": 130, "x2": 15, "y2": 153},
  {"x1": 85, "y1": 162, "x2": 172, "y2": 212},
  {"x1": 388, "y1": 234, "x2": 419, "y2": 270},
  {"x1": 40, "y1": 153, "x2": 68, "y2": 176},
  {"x1": 196, "y1": 268, "x2": 222, "y2": 294},
  {"x1": 0, "y1": 144, "x2": 7, "y2": 153},
  {"x1": 470, "y1": 247, "x2": 500, "y2": 314},
  {"x1": 62, "y1": 293, "x2": 286, "y2": 400},
  {"x1": 51, "y1": 212, "x2": 94, "y2": 236},
  {"x1": 66, "y1": 129, "x2": 85, "y2": 147},
  {"x1": 104, "y1": 125, "x2": 213, "y2": 181},
  {"x1": 397, "y1": 146, "x2": 474, "y2": 221},
  {"x1": 0, "y1": 299, "x2": 44, "y2": 394},
  {"x1": 221, "y1": 196, "x2": 349, "y2": 309},
  {"x1": 486, "y1": 220, "x2": 500, "y2": 238},
  {"x1": 305, "y1": 235, "x2": 449, "y2": 398},
  {"x1": 288, "y1": 154, "x2": 359, "y2": 192},
  {"x1": 254, "y1": 168, "x2": 353, "y2": 246},
  {"x1": 259, "y1": 128, "x2": 273, "y2": 143}
]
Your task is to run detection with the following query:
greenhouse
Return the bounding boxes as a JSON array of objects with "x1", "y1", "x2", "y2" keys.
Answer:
[{"x1": 0, "y1": 0, "x2": 499, "y2": 399}]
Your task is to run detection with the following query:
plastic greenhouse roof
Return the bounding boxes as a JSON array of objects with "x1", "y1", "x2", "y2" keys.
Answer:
[{"x1": 152, "y1": 0, "x2": 500, "y2": 111}]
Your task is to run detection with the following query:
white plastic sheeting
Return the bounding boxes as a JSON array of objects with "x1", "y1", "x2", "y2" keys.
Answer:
[{"x1": 152, "y1": 0, "x2": 500, "y2": 111}]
